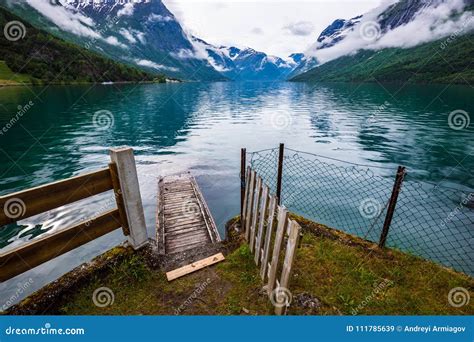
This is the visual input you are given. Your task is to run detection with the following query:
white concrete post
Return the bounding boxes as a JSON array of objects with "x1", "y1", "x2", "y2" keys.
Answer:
[{"x1": 109, "y1": 147, "x2": 148, "y2": 249}]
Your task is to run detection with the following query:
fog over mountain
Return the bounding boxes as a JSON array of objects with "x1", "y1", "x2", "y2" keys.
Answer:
[{"x1": 305, "y1": 0, "x2": 474, "y2": 65}]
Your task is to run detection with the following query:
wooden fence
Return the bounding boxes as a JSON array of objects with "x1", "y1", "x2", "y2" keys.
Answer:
[
  {"x1": 242, "y1": 166, "x2": 301, "y2": 315},
  {"x1": 0, "y1": 147, "x2": 148, "y2": 282}
]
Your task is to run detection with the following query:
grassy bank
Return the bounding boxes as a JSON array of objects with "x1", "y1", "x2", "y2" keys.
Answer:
[
  {"x1": 10, "y1": 216, "x2": 473, "y2": 315},
  {"x1": 0, "y1": 61, "x2": 34, "y2": 85},
  {"x1": 0, "y1": 61, "x2": 170, "y2": 86}
]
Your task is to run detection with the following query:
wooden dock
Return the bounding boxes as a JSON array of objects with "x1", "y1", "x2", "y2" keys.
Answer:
[{"x1": 156, "y1": 173, "x2": 220, "y2": 255}]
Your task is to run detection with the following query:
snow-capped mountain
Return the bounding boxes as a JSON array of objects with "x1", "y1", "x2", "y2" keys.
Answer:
[
  {"x1": 316, "y1": 16, "x2": 362, "y2": 49},
  {"x1": 193, "y1": 38, "x2": 297, "y2": 81},
  {"x1": 289, "y1": 16, "x2": 362, "y2": 77},
  {"x1": 290, "y1": 0, "x2": 474, "y2": 79},
  {"x1": 1, "y1": 0, "x2": 223, "y2": 80},
  {"x1": 290, "y1": 0, "x2": 474, "y2": 81},
  {"x1": 1, "y1": 0, "x2": 299, "y2": 81}
]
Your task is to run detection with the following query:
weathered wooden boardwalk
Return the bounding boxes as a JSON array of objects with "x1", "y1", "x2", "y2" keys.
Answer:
[{"x1": 156, "y1": 173, "x2": 220, "y2": 255}]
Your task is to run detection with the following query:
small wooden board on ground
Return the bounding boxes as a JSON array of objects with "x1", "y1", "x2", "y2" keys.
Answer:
[{"x1": 166, "y1": 253, "x2": 225, "y2": 281}]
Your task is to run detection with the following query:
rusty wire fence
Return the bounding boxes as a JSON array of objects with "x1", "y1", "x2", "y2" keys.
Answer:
[{"x1": 244, "y1": 145, "x2": 474, "y2": 276}]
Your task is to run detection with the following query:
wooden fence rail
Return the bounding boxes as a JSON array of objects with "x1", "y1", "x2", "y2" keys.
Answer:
[
  {"x1": 0, "y1": 147, "x2": 148, "y2": 282},
  {"x1": 0, "y1": 169, "x2": 113, "y2": 227},
  {"x1": 242, "y1": 166, "x2": 301, "y2": 315}
]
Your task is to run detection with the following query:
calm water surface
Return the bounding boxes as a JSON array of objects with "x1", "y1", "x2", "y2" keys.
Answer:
[{"x1": 0, "y1": 81, "x2": 472, "y2": 304}]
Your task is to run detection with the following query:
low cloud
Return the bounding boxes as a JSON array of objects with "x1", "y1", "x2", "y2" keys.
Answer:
[
  {"x1": 25, "y1": 0, "x2": 99, "y2": 38},
  {"x1": 117, "y1": 3, "x2": 135, "y2": 17},
  {"x1": 118, "y1": 28, "x2": 147, "y2": 45},
  {"x1": 119, "y1": 28, "x2": 137, "y2": 44},
  {"x1": 148, "y1": 14, "x2": 174, "y2": 22},
  {"x1": 22, "y1": 0, "x2": 129, "y2": 49},
  {"x1": 284, "y1": 21, "x2": 315, "y2": 36},
  {"x1": 134, "y1": 59, "x2": 179, "y2": 72},
  {"x1": 104, "y1": 36, "x2": 127, "y2": 49},
  {"x1": 307, "y1": 0, "x2": 474, "y2": 64}
]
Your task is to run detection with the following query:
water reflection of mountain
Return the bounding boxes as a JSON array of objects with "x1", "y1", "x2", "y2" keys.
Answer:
[
  {"x1": 306, "y1": 83, "x2": 474, "y2": 185},
  {"x1": 0, "y1": 83, "x2": 204, "y2": 194}
]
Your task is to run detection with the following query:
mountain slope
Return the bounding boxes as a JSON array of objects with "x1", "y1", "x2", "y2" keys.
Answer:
[
  {"x1": 291, "y1": 33, "x2": 474, "y2": 84},
  {"x1": 0, "y1": 6, "x2": 163, "y2": 85},
  {"x1": 288, "y1": 16, "x2": 362, "y2": 78},
  {"x1": 290, "y1": 0, "x2": 474, "y2": 84},
  {"x1": 2, "y1": 0, "x2": 226, "y2": 81}
]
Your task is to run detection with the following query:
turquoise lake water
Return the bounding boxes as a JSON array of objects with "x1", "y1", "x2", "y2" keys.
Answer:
[{"x1": 0, "y1": 81, "x2": 473, "y2": 304}]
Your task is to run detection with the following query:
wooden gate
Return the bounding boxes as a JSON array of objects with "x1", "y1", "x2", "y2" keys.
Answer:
[{"x1": 241, "y1": 166, "x2": 301, "y2": 315}]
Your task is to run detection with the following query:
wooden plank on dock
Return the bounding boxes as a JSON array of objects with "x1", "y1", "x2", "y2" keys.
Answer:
[
  {"x1": 166, "y1": 253, "x2": 225, "y2": 281},
  {"x1": 156, "y1": 173, "x2": 221, "y2": 255}
]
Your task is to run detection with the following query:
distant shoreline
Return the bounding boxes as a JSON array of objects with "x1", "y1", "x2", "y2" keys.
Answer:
[{"x1": 0, "y1": 79, "x2": 181, "y2": 88}]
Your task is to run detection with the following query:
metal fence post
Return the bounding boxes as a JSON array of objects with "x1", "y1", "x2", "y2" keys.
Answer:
[
  {"x1": 241, "y1": 148, "x2": 246, "y2": 220},
  {"x1": 276, "y1": 143, "x2": 284, "y2": 204},
  {"x1": 379, "y1": 166, "x2": 406, "y2": 248}
]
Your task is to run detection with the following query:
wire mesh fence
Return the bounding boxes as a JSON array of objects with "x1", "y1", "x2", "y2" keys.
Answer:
[{"x1": 247, "y1": 146, "x2": 474, "y2": 276}]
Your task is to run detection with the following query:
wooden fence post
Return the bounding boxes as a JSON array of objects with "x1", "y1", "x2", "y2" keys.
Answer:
[
  {"x1": 275, "y1": 220, "x2": 302, "y2": 315},
  {"x1": 267, "y1": 206, "x2": 289, "y2": 295},
  {"x1": 241, "y1": 148, "x2": 246, "y2": 222},
  {"x1": 250, "y1": 177, "x2": 262, "y2": 252},
  {"x1": 276, "y1": 143, "x2": 284, "y2": 205},
  {"x1": 379, "y1": 166, "x2": 406, "y2": 248},
  {"x1": 254, "y1": 185, "x2": 269, "y2": 265},
  {"x1": 110, "y1": 147, "x2": 148, "y2": 249},
  {"x1": 260, "y1": 195, "x2": 277, "y2": 280},
  {"x1": 245, "y1": 170, "x2": 256, "y2": 241}
]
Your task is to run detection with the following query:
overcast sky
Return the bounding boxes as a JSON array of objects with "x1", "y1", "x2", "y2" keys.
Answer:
[{"x1": 163, "y1": 0, "x2": 383, "y2": 58}]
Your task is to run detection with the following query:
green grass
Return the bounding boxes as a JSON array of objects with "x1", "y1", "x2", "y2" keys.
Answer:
[
  {"x1": 57, "y1": 216, "x2": 473, "y2": 315},
  {"x1": 292, "y1": 33, "x2": 474, "y2": 85},
  {"x1": 60, "y1": 244, "x2": 273, "y2": 315},
  {"x1": 0, "y1": 61, "x2": 35, "y2": 85},
  {"x1": 290, "y1": 220, "x2": 473, "y2": 315}
]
